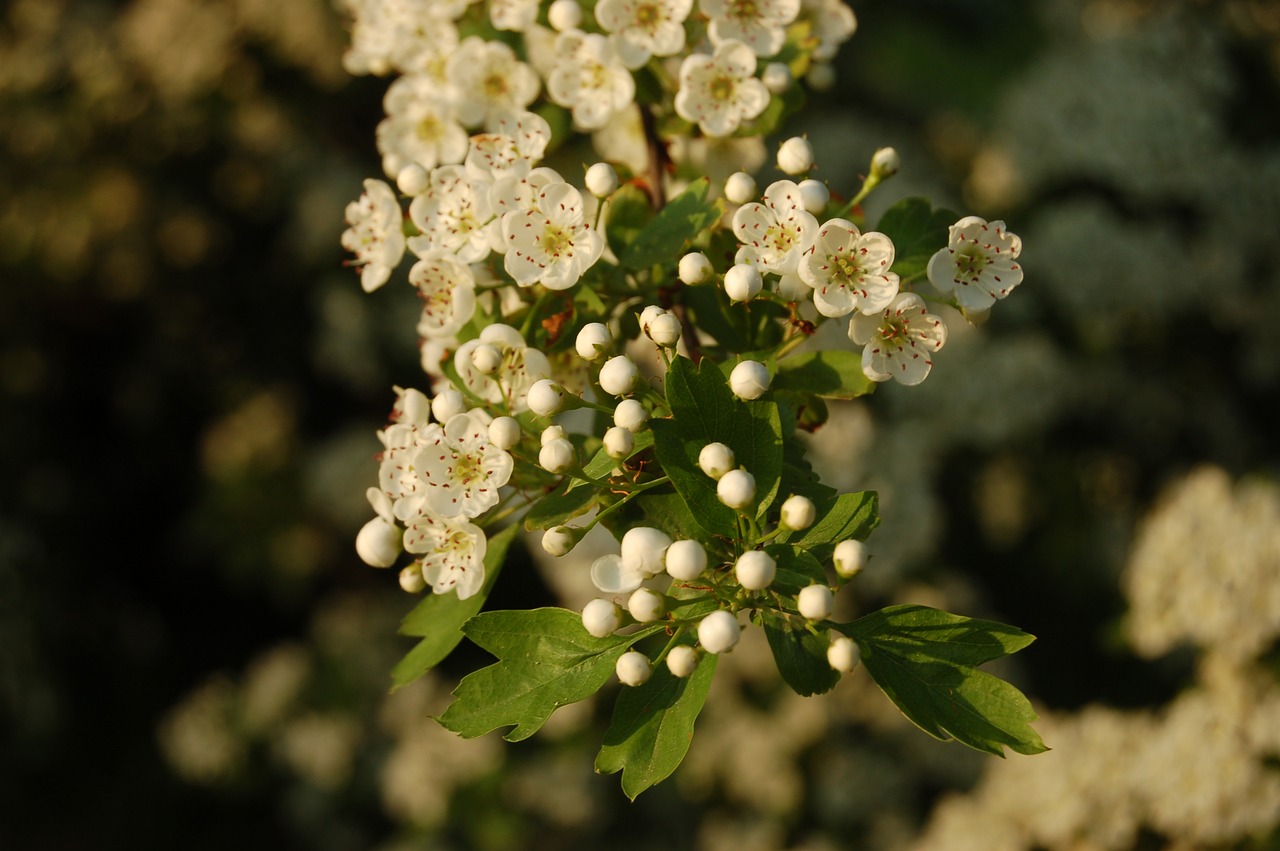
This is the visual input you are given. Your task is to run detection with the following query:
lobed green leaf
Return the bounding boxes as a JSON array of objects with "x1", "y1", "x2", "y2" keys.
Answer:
[
  {"x1": 523, "y1": 478, "x2": 597, "y2": 531},
  {"x1": 765, "y1": 612, "x2": 841, "y2": 697},
  {"x1": 621, "y1": 178, "x2": 722, "y2": 270},
  {"x1": 874, "y1": 197, "x2": 957, "y2": 281},
  {"x1": 783, "y1": 491, "x2": 879, "y2": 563},
  {"x1": 774, "y1": 350, "x2": 877, "y2": 399}
]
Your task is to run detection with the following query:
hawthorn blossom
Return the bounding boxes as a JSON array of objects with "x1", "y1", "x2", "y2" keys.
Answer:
[
  {"x1": 675, "y1": 40, "x2": 770, "y2": 138},
  {"x1": 453, "y1": 323, "x2": 553, "y2": 410},
  {"x1": 412, "y1": 411, "x2": 513, "y2": 519},
  {"x1": 409, "y1": 256, "x2": 477, "y2": 339},
  {"x1": 801, "y1": 0, "x2": 856, "y2": 62},
  {"x1": 798, "y1": 218, "x2": 899, "y2": 316},
  {"x1": 464, "y1": 110, "x2": 552, "y2": 182},
  {"x1": 342, "y1": 178, "x2": 406, "y2": 293},
  {"x1": 594, "y1": 0, "x2": 692, "y2": 69},
  {"x1": 849, "y1": 292, "x2": 948, "y2": 386},
  {"x1": 502, "y1": 182, "x2": 604, "y2": 289},
  {"x1": 376, "y1": 74, "x2": 468, "y2": 178},
  {"x1": 406, "y1": 165, "x2": 495, "y2": 263},
  {"x1": 378, "y1": 419, "x2": 445, "y2": 521},
  {"x1": 732, "y1": 179, "x2": 818, "y2": 275},
  {"x1": 926, "y1": 216, "x2": 1024, "y2": 311},
  {"x1": 701, "y1": 0, "x2": 800, "y2": 57},
  {"x1": 488, "y1": 0, "x2": 539, "y2": 32},
  {"x1": 446, "y1": 37, "x2": 540, "y2": 128},
  {"x1": 546, "y1": 30, "x2": 636, "y2": 132},
  {"x1": 487, "y1": 166, "x2": 568, "y2": 251},
  {"x1": 403, "y1": 513, "x2": 488, "y2": 598}
]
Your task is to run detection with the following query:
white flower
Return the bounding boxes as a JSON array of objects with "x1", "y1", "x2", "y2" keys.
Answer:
[
  {"x1": 621, "y1": 526, "x2": 672, "y2": 577},
  {"x1": 403, "y1": 513, "x2": 488, "y2": 599},
  {"x1": 591, "y1": 552, "x2": 643, "y2": 593},
  {"x1": 576, "y1": 322, "x2": 613, "y2": 360},
  {"x1": 584, "y1": 162, "x2": 620, "y2": 197},
  {"x1": 724, "y1": 263, "x2": 763, "y2": 302},
  {"x1": 376, "y1": 75, "x2": 469, "y2": 178},
  {"x1": 409, "y1": 256, "x2": 477, "y2": 339},
  {"x1": 546, "y1": 30, "x2": 636, "y2": 131},
  {"x1": 776, "y1": 136, "x2": 814, "y2": 175},
  {"x1": 549, "y1": 0, "x2": 583, "y2": 30},
  {"x1": 465, "y1": 110, "x2": 552, "y2": 182},
  {"x1": 926, "y1": 216, "x2": 1024, "y2": 311},
  {"x1": 378, "y1": 421, "x2": 444, "y2": 520},
  {"x1": 598, "y1": 355, "x2": 639, "y2": 396},
  {"x1": 342, "y1": 179, "x2": 406, "y2": 293},
  {"x1": 733, "y1": 179, "x2": 819, "y2": 276},
  {"x1": 446, "y1": 37, "x2": 540, "y2": 127},
  {"x1": 407, "y1": 165, "x2": 495, "y2": 264},
  {"x1": 489, "y1": 0, "x2": 540, "y2": 31},
  {"x1": 797, "y1": 179, "x2": 828, "y2": 214},
  {"x1": 701, "y1": 0, "x2": 799, "y2": 56},
  {"x1": 412, "y1": 411, "x2": 513, "y2": 518},
  {"x1": 487, "y1": 416, "x2": 522, "y2": 450},
  {"x1": 849, "y1": 292, "x2": 948, "y2": 385},
  {"x1": 724, "y1": 171, "x2": 758, "y2": 204},
  {"x1": 453, "y1": 323, "x2": 553, "y2": 411},
  {"x1": 526, "y1": 378, "x2": 567, "y2": 417},
  {"x1": 487, "y1": 166, "x2": 568, "y2": 250},
  {"x1": 539, "y1": 437, "x2": 576, "y2": 473},
  {"x1": 595, "y1": 0, "x2": 692, "y2": 68},
  {"x1": 797, "y1": 584, "x2": 834, "y2": 620},
  {"x1": 678, "y1": 252, "x2": 715, "y2": 284},
  {"x1": 502, "y1": 182, "x2": 604, "y2": 289},
  {"x1": 627, "y1": 587, "x2": 665, "y2": 622},
  {"x1": 798, "y1": 218, "x2": 899, "y2": 317},
  {"x1": 801, "y1": 0, "x2": 856, "y2": 62},
  {"x1": 675, "y1": 40, "x2": 770, "y2": 138},
  {"x1": 541, "y1": 525, "x2": 580, "y2": 556},
  {"x1": 603, "y1": 425, "x2": 634, "y2": 458},
  {"x1": 734, "y1": 549, "x2": 776, "y2": 590},
  {"x1": 613, "y1": 399, "x2": 648, "y2": 432}
]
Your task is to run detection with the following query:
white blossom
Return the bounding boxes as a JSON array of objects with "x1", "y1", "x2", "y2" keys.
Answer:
[
  {"x1": 407, "y1": 165, "x2": 495, "y2": 263},
  {"x1": 403, "y1": 513, "x2": 488, "y2": 598},
  {"x1": 594, "y1": 0, "x2": 692, "y2": 69},
  {"x1": 411, "y1": 410, "x2": 513, "y2": 518},
  {"x1": 501, "y1": 182, "x2": 604, "y2": 289},
  {"x1": 926, "y1": 216, "x2": 1024, "y2": 311},
  {"x1": 849, "y1": 292, "x2": 948, "y2": 386},
  {"x1": 675, "y1": 40, "x2": 770, "y2": 138},
  {"x1": 342, "y1": 179, "x2": 406, "y2": 293},
  {"x1": 489, "y1": 0, "x2": 540, "y2": 31},
  {"x1": 701, "y1": 0, "x2": 799, "y2": 56},
  {"x1": 453, "y1": 323, "x2": 553, "y2": 411},
  {"x1": 546, "y1": 30, "x2": 636, "y2": 131},
  {"x1": 800, "y1": 0, "x2": 856, "y2": 62},
  {"x1": 377, "y1": 74, "x2": 469, "y2": 179},
  {"x1": 733, "y1": 179, "x2": 818, "y2": 275},
  {"x1": 799, "y1": 218, "x2": 899, "y2": 317},
  {"x1": 409, "y1": 256, "x2": 477, "y2": 339},
  {"x1": 446, "y1": 37, "x2": 540, "y2": 127}
]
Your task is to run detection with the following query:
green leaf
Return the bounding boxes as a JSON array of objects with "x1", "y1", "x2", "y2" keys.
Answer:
[
  {"x1": 581, "y1": 429, "x2": 654, "y2": 480},
  {"x1": 683, "y1": 284, "x2": 751, "y2": 353},
  {"x1": 636, "y1": 490, "x2": 721, "y2": 551},
  {"x1": 523, "y1": 478, "x2": 597, "y2": 531},
  {"x1": 765, "y1": 613, "x2": 840, "y2": 696},
  {"x1": 838, "y1": 605, "x2": 1047, "y2": 756},
  {"x1": 605, "y1": 183, "x2": 654, "y2": 259},
  {"x1": 765, "y1": 543, "x2": 826, "y2": 594},
  {"x1": 595, "y1": 651, "x2": 718, "y2": 799},
  {"x1": 774, "y1": 350, "x2": 877, "y2": 399},
  {"x1": 874, "y1": 197, "x2": 957, "y2": 281},
  {"x1": 391, "y1": 524, "x2": 519, "y2": 690},
  {"x1": 621, "y1": 178, "x2": 722, "y2": 270},
  {"x1": 784, "y1": 491, "x2": 879, "y2": 563},
  {"x1": 438, "y1": 608, "x2": 666, "y2": 741},
  {"x1": 651, "y1": 356, "x2": 784, "y2": 538}
]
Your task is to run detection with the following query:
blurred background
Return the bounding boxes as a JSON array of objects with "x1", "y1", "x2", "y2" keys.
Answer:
[{"x1": 3, "y1": 0, "x2": 1280, "y2": 848}]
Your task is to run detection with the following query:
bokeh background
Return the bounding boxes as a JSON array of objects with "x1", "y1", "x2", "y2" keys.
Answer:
[{"x1": 3, "y1": 0, "x2": 1280, "y2": 848}]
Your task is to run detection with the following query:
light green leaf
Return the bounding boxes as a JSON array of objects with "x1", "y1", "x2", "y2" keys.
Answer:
[
  {"x1": 522, "y1": 478, "x2": 598, "y2": 531},
  {"x1": 765, "y1": 612, "x2": 840, "y2": 697},
  {"x1": 621, "y1": 178, "x2": 722, "y2": 270},
  {"x1": 392, "y1": 524, "x2": 519, "y2": 690},
  {"x1": 605, "y1": 183, "x2": 654, "y2": 259},
  {"x1": 595, "y1": 651, "x2": 718, "y2": 799},
  {"x1": 783, "y1": 491, "x2": 879, "y2": 562},
  {"x1": 581, "y1": 429, "x2": 654, "y2": 480},
  {"x1": 875, "y1": 197, "x2": 957, "y2": 281},
  {"x1": 765, "y1": 543, "x2": 826, "y2": 594},
  {"x1": 774, "y1": 350, "x2": 877, "y2": 399},
  {"x1": 438, "y1": 608, "x2": 665, "y2": 741},
  {"x1": 838, "y1": 605, "x2": 1047, "y2": 756}
]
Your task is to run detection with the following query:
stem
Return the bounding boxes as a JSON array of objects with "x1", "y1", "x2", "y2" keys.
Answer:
[
  {"x1": 832, "y1": 173, "x2": 882, "y2": 221},
  {"x1": 588, "y1": 475, "x2": 672, "y2": 528},
  {"x1": 639, "y1": 105, "x2": 669, "y2": 211}
]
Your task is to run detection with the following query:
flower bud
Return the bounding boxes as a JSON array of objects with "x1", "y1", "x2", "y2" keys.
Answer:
[
  {"x1": 591, "y1": 553, "x2": 642, "y2": 594},
  {"x1": 613, "y1": 398, "x2": 648, "y2": 432},
  {"x1": 724, "y1": 263, "x2": 763, "y2": 302},
  {"x1": 871, "y1": 146, "x2": 901, "y2": 179},
  {"x1": 797, "y1": 179, "x2": 829, "y2": 214},
  {"x1": 724, "y1": 171, "x2": 757, "y2": 205},
  {"x1": 665, "y1": 539, "x2": 707, "y2": 581},
  {"x1": 621, "y1": 526, "x2": 672, "y2": 577},
  {"x1": 833, "y1": 539, "x2": 865, "y2": 578},
  {"x1": 639, "y1": 304, "x2": 667, "y2": 333},
  {"x1": 734, "y1": 550, "x2": 776, "y2": 590},
  {"x1": 398, "y1": 565, "x2": 426, "y2": 593},
  {"x1": 470, "y1": 343, "x2": 503, "y2": 375},
  {"x1": 798, "y1": 584, "x2": 835, "y2": 620},
  {"x1": 396, "y1": 163, "x2": 430, "y2": 196},
  {"x1": 806, "y1": 62, "x2": 835, "y2": 91},
  {"x1": 541, "y1": 424, "x2": 568, "y2": 445},
  {"x1": 541, "y1": 525, "x2": 580, "y2": 556},
  {"x1": 678, "y1": 252, "x2": 714, "y2": 285},
  {"x1": 698, "y1": 610, "x2": 741, "y2": 654},
  {"x1": 615, "y1": 650, "x2": 652, "y2": 686},
  {"x1": 547, "y1": 0, "x2": 582, "y2": 30},
  {"x1": 598, "y1": 355, "x2": 638, "y2": 396},
  {"x1": 780, "y1": 494, "x2": 816, "y2": 530},
  {"x1": 627, "y1": 587, "x2": 665, "y2": 623},
  {"x1": 584, "y1": 162, "x2": 618, "y2": 197},
  {"x1": 648, "y1": 313, "x2": 682, "y2": 348},
  {"x1": 603, "y1": 425, "x2": 634, "y2": 459},
  {"x1": 762, "y1": 61, "x2": 791, "y2": 94},
  {"x1": 777, "y1": 136, "x2": 814, "y2": 175},
  {"x1": 828, "y1": 636, "x2": 861, "y2": 672},
  {"x1": 488, "y1": 416, "x2": 521, "y2": 450},
  {"x1": 698, "y1": 442, "x2": 735, "y2": 479},
  {"x1": 717, "y1": 468, "x2": 756, "y2": 509},
  {"x1": 582, "y1": 598, "x2": 621, "y2": 637},
  {"x1": 539, "y1": 437, "x2": 575, "y2": 474},
  {"x1": 729, "y1": 360, "x2": 770, "y2": 400},
  {"x1": 430, "y1": 388, "x2": 466, "y2": 423},
  {"x1": 527, "y1": 378, "x2": 566, "y2": 417},
  {"x1": 393, "y1": 386, "x2": 432, "y2": 424},
  {"x1": 576, "y1": 322, "x2": 612, "y2": 360},
  {"x1": 356, "y1": 516, "x2": 401, "y2": 568},
  {"x1": 666, "y1": 645, "x2": 699, "y2": 678}
]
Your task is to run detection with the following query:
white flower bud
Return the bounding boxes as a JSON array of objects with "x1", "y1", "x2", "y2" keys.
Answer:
[
  {"x1": 396, "y1": 163, "x2": 430, "y2": 196},
  {"x1": 806, "y1": 62, "x2": 835, "y2": 91},
  {"x1": 539, "y1": 437, "x2": 575, "y2": 474},
  {"x1": 356, "y1": 516, "x2": 401, "y2": 568},
  {"x1": 603, "y1": 425, "x2": 634, "y2": 459},
  {"x1": 541, "y1": 525, "x2": 580, "y2": 556},
  {"x1": 698, "y1": 442, "x2": 735, "y2": 479},
  {"x1": 871, "y1": 146, "x2": 901, "y2": 179},
  {"x1": 430, "y1": 388, "x2": 466, "y2": 423},
  {"x1": 777, "y1": 272, "x2": 810, "y2": 301},
  {"x1": 591, "y1": 553, "x2": 641, "y2": 594},
  {"x1": 828, "y1": 636, "x2": 861, "y2": 673},
  {"x1": 729, "y1": 360, "x2": 771, "y2": 400},
  {"x1": 541, "y1": 424, "x2": 568, "y2": 445},
  {"x1": 470, "y1": 343, "x2": 504, "y2": 375},
  {"x1": 717, "y1": 468, "x2": 756, "y2": 509},
  {"x1": 576, "y1": 322, "x2": 612, "y2": 361},
  {"x1": 698, "y1": 610, "x2": 741, "y2": 654},
  {"x1": 776, "y1": 136, "x2": 814, "y2": 175},
  {"x1": 665, "y1": 539, "x2": 707, "y2": 581},
  {"x1": 394, "y1": 386, "x2": 432, "y2": 424},
  {"x1": 627, "y1": 587, "x2": 665, "y2": 623},
  {"x1": 639, "y1": 304, "x2": 667, "y2": 336},
  {"x1": 648, "y1": 313, "x2": 682, "y2": 348},
  {"x1": 615, "y1": 650, "x2": 652, "y2": 686},
  {"x1": 724, "y1": 263, "x2": 763, "y2": 302},
  {"x1": 724, "y1": 171, "x2": 757, "y2": 205},
  {"x1": 798, "y1": 584, "x2": 835, "y2": 621},
  {"x1": 527, "y1": 378, "x2": 566, "y2": 417},
  {"x1": 398, "y1": 565, "x2": 426, "y2": 593},
  {"x1": 488, "y1": 416, "x2": 521, "y2": 450},
  {"x1": 666, "y1": 645, "x2": 699, "y2": 678},
  {"x1": 613, "y1": 398, "x2": 648, "y2": 432},
  {"x1": 780, "y1": 494, "x2": 816, "y2": 530},
  {"x1": 734, "y1": 550, "x2": 776, "y2": 590},
  {"x1": 547, "y1": 0, "x2": 582, "y2": 30},
  {"x1": 678, "y1": 251, "x2": 714, "y2": 285},
  {"x1": 762, "y1": 61, "x2": 791, "y2": 94},
  {"x1": 797, "y1": 179, "x2": 829, "y2": 214},
  {"x1": 833, "y1": 539, "x2": 865, "y2": 578},
  {"x1": 620, "y1": 526, "x2": 672, "y2": 577},
  {"x1": 584, "y1": 161, "x2": 618, "y2": 197},
  {"x1": 598, "y1": 355, "x2": 638, "y2": 396},
  {"x1": 582, "y1": 598, "x2": 621, "y2": 637}
]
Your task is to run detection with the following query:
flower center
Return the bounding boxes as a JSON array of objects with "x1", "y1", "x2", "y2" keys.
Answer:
[
  {"x1": 541, "y1": 223, "x2": 574, "y2": 257},
  {"x1": 416, "y1": 115, "x2": 443, "y2": 142},
  {"x1": 729, "y1": 0, "x2": 760, "y2": 19},
  {"x1": 634, "y1": 2, "x2": 661, "y2": 27},
  {"x1": 483, "y1": 73, "x2": 509, "y2": 100},
  {"x1": 709, "y1": 74, "x2": 736, "y2": 103},
  {"x1": 954, "y1": 245, "x2": 988, "y2": 282}
]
